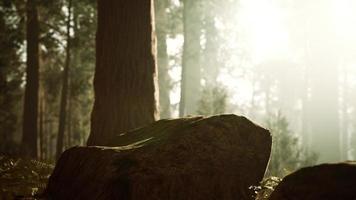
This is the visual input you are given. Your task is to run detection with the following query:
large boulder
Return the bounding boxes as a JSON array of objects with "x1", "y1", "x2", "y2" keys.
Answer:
[
  {"x1": 269, "y1": 162, "x2": 356, "y2": 200},
  {"x1": 44, "y1": 115, "x2": 271, "y2": 200}
]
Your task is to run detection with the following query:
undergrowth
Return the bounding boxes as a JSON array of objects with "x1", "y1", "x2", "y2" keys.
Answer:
[
  {"x1": 0, "y1": 154, "x2": 281, "y2": 200},
  {"x1": 0, "y1": 155, "x2": 53, "y2": 199},
  {"x1": 253, "y1": 176, "x2": 282, "y2": 200}
]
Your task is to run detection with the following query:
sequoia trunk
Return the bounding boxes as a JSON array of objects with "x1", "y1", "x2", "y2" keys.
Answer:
[{"x1": 88, "y1": 0, "x2": 158, "y2": 146}]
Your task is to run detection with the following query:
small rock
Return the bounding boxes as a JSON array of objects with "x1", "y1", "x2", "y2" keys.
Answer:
[{"x1": 269, "y1": 162, "x2": 356, "y2": 200}]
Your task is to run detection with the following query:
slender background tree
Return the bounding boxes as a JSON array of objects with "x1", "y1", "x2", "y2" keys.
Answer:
[
  {"x1": 22, "y1": 0, "x2": 40, "y2": 158},
  {"x1": 155, "y1": 0, "x2": 172, "y2": 119},
  {"x1": 56, "y1": 0, "x2": 72, "y2": 160},
  {"x1": 179, "y1": 0, "x2": 202, "y2": 117},
  {"x1": 0, "y1": 0, "x2": 25, "y2": 155}
]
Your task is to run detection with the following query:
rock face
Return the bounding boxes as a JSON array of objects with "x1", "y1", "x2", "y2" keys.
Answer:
[
  {"x1": 44, "y1": 115, "x2": 271, "y2": 200},
  {"x1": 269, "y1": 162, "x2": 356, "y2": 200}
]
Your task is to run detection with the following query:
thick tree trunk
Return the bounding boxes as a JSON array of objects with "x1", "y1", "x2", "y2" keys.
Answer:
[
  {"x1": 155, "y1": 0, "x2": 171, "y2": 119},
  {"x1": 56, "y1": 0, "x2": 72, "y2": 160},
  {"x1": 22, "y1": 0, "x2": 39, "y2": 159},
  {"x1": 179, "y1": 0, "x2": 202, "y2": 117},
  {"x1": 87, "y1": 0, "x2": 159, "y2": 146}
]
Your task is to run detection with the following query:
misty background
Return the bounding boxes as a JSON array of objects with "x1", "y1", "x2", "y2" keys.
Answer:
[
  {"x1": 166, "y1": 0, "x2": 356, "y2": 164},
  {"x1": 1, "y1": 0, "x2": 356, "y2": 175}
]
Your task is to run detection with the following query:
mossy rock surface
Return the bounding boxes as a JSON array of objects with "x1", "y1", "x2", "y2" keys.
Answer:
[{"x1": 45, "y1": 115, "x2": 272, "y2": 200}]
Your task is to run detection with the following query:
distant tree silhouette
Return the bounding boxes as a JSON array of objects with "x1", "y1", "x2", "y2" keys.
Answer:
[
  {"x1": 22, "y1": 0, "x2": 40, "y2": 159},
  {"x1": 179, "y1": 0, "x2": 202, "y2": 117}
]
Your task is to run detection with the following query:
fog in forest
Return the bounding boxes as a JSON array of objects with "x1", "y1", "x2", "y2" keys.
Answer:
[
  {"x1": 1, "y1": 0, "x2": 356, "y2": 176},
  {"x1": 165, "y1": 0, "x2": 356, "y2": 164}
]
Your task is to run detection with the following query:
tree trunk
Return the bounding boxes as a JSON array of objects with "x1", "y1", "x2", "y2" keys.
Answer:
[
  {"x1": 39, "y1": 95, "x2": 44, "y2": 160},
  {"x1": 87, "y1": 0, "x2": 159, "y2": 146},
  {"x1": 340, "y1": 66, "x2": 348, "y2": 160},
  {"x1": 22, "y1": 0, "x2": 39, "y2": 159},
  {"x1": 48, "y1": 120, "x2": 54, "y2": 160},
  {"x1": 66, "y1": 90, "x2": 72, "y2": 148},
  {"x1": 56, "y1": 0, "x2": 72, "y2": 160},
  {"x1": 179, "y1": 0, "x2": 202, "y2": 117},
  {"x1": 202, "y1": 13, "x2": 219, "y2": 84},
  {"x1": 155, "y1": 0, "x2": 171, "y2": 119},
  {"x1": 301, "y1": 65, "x2": 311, "y2": 149},
  {"x1": 307, "y1": 4, "x2": 340, "y2": 162},
  {"x1": 308, "y1": 57, "x2": 340, "y2": 163}
]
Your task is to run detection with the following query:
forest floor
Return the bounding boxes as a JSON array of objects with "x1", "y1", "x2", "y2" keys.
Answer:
[
  {"x1": 0, "y1": 156, "x2": 53, "y2": 199},
  {"x1": 0, "y1": 155, "x2": 280, "y2": 200}
]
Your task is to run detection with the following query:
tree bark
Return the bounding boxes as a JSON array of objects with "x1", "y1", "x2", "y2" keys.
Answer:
[
  {"x1": 39, "y1": 94, "x2": 44, "y2": 160},
  {"x1": 179, "y1": 0, "x2": 202, "y2": 117},
  {"x1": 56, "y1": 0, "x2": 72, "y2": 160},
  {"x1": 22, "y1": 0, "x2": 39, "y2": 159},
  {"x1": 87, "y1": 0, "x2": 159, "y2": 146}
]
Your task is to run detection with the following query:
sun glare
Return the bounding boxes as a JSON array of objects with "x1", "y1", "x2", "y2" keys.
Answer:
[
  {"x1": 239, "y1": 0, "x2": 290, "y2": 63},
  {"x1": 331, "y1": 0, "x2": 356, "y2": 40},
  {"x1": 166, "y1": 0, "x2": 356, "y2": 117}
]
